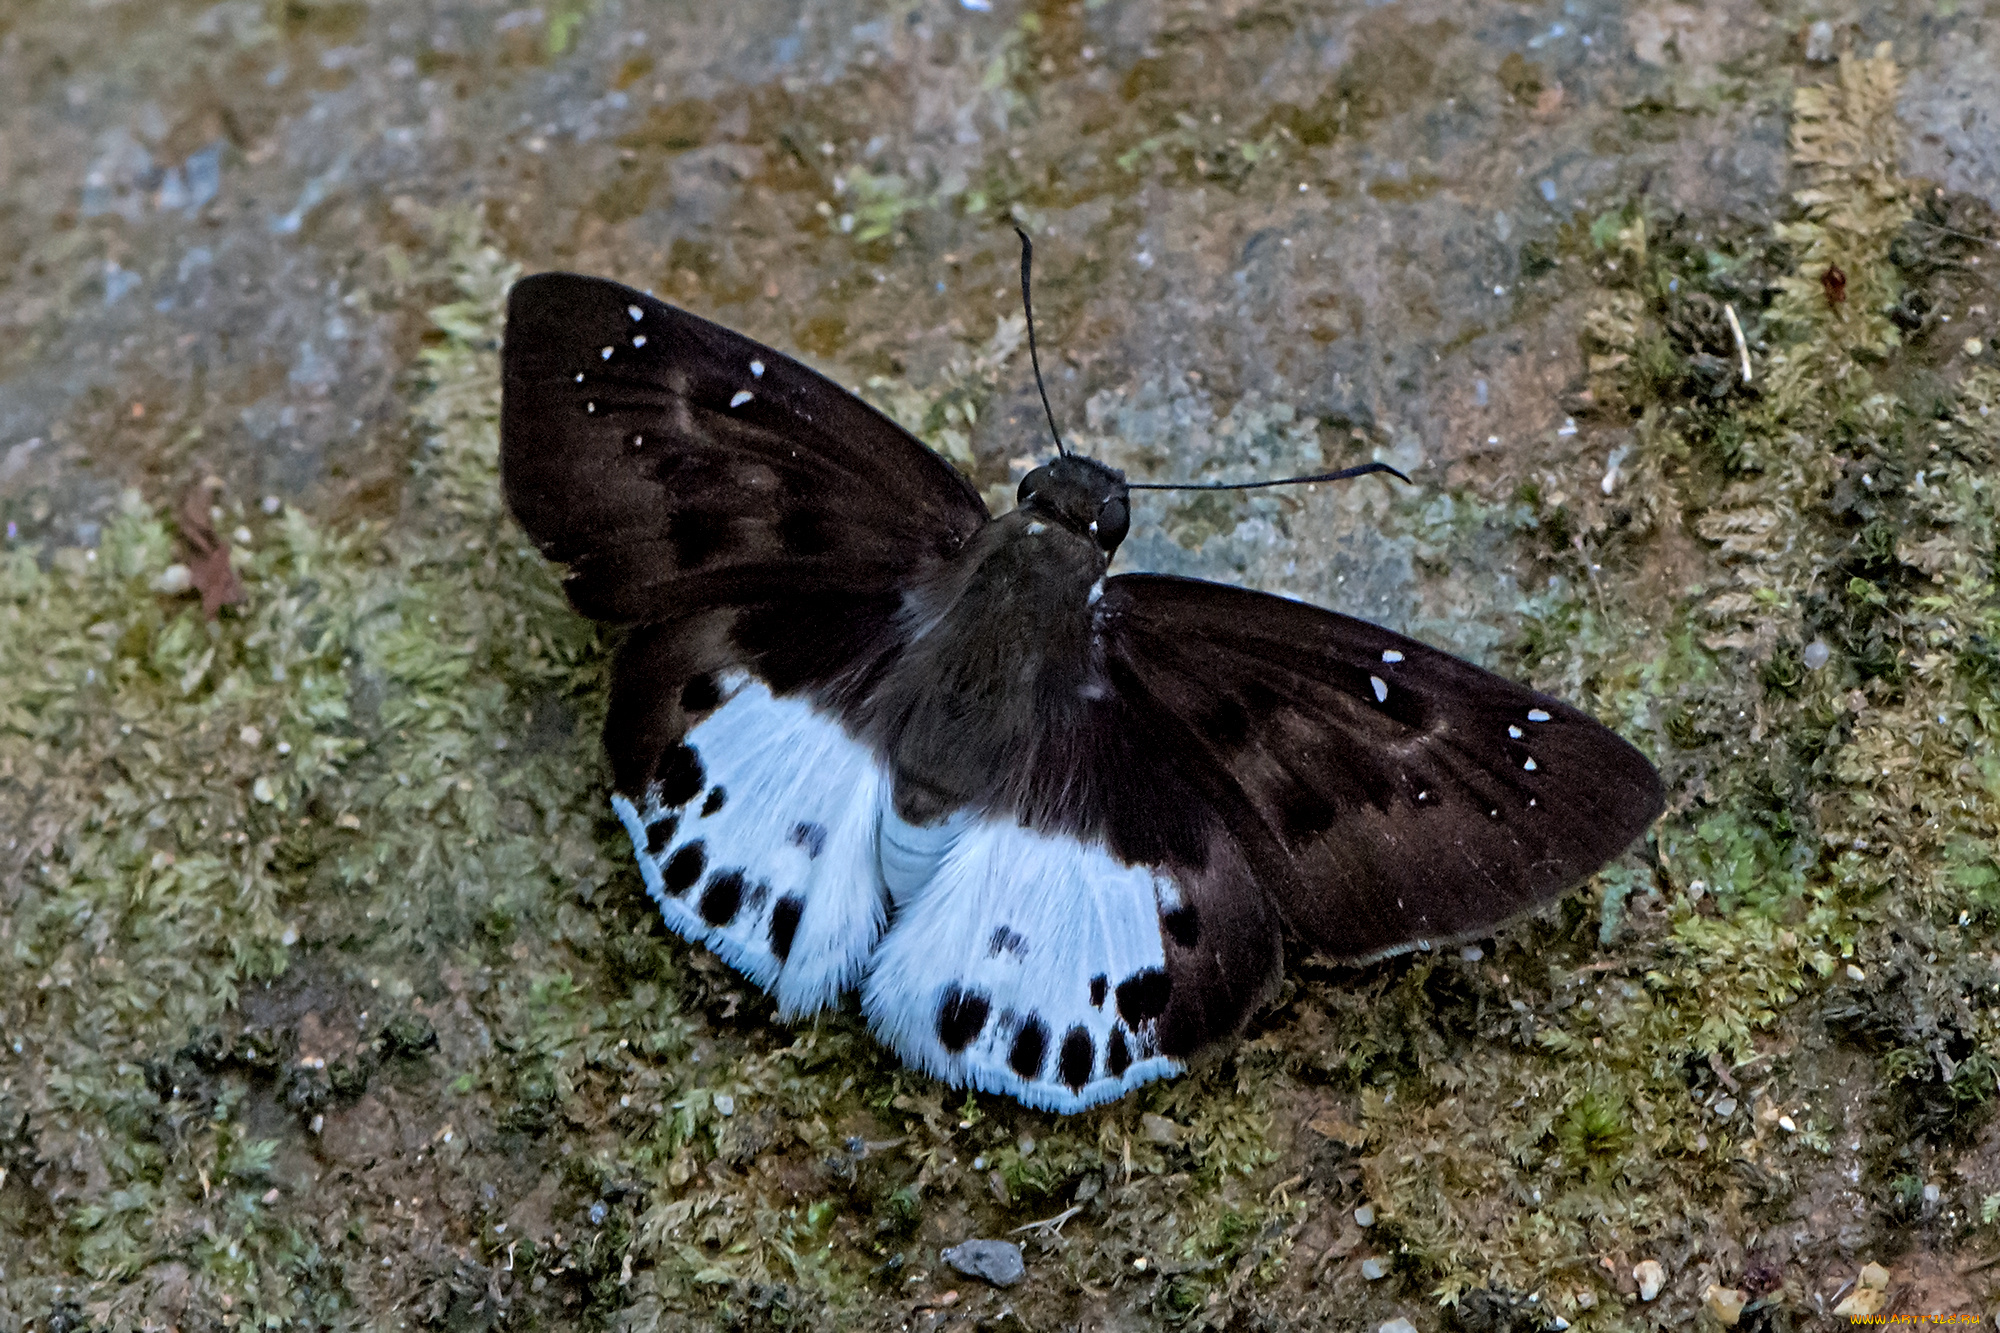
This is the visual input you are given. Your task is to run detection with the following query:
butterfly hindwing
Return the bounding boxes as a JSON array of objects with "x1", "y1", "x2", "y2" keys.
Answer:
[
  {"x1": 1096, "y1": 574, "x2": 1664, "y2": 962},
  {"x1": 864, "y1": 812, "x2": 1193, "y2": 1113},
  {"x1": 612, "y1": 669, "x2": 891, "y2": 1016}
]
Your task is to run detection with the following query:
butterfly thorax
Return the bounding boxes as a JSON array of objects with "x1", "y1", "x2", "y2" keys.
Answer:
[{"x1": 868, "y1": 458, "x2": 1129, "y2": 830}]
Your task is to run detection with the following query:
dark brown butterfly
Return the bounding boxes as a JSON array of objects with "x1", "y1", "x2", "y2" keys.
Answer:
[{"x1": 499, "y1": 271, "x2": 1662, "y2": 1112}]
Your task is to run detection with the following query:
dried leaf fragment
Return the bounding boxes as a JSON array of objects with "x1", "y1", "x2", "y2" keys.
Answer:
[{"x1": 175, "y1": 482, "x2": 244, "y2": 618}]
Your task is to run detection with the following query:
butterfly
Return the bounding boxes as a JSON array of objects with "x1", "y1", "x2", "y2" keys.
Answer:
[{"x1": 499, "y1": 270, "x2": 1664, "y2": 1114}]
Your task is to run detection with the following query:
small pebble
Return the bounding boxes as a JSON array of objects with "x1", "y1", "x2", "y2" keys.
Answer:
[
  {"x1": 1360, "y1": 1256, "x2": 1389, "y2": 1280},
  {"x1": 1804, "y1": 19, "x2": 1836, "y2": 62},
  {"x1": 588, "y1": 1201, "x2": 608, "y2": 1226},
  {"x1": 713, "y1": 1093, "x2": 735, "y2": 1116},
  {"x1": 1635, "y1": 1258, "x2": 1664, "y2": 1301},
  {"x1": 1832, "y1": 1261, "x2": 1892, "y2": 1317},
  {"x1": 1703, "y1": 1284, "x2": 1747, "y2": 1326},
  {"x1": 941, "y1": 1239, "x2": 1024, "y2": 1288},
  {"x1": 1354, "y1": 1203, "x2": 1376, "y2": 1227},
  {"x1": 1378, "y1": 1319, "x2": 1418, "y2": 1333},
  {"x1": 1713, "y1": 1096, "x2": 1738, "y2": 1119},
  {"x1": 1802, "y1": 640, "x2": 1830, "y2": 670}
]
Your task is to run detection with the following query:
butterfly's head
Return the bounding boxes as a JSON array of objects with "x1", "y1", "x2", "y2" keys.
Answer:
[{"x1": 1016, "y1": 455, "x2": 1130, "y2": 557}]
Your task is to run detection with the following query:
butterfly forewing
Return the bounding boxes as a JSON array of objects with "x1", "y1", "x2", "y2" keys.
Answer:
[
  {"x1": 501, "y1": 273, "x2": 987, "y2": 626},
  {"x1": 1096, "y1": 574, "x2": 1664, "y2": 961}
]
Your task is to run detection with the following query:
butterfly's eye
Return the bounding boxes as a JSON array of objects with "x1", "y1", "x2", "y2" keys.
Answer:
[
  {"x1": 1094, "y1": 496, "x2": 1129, "y2": 550},
  {"x1": 1017, "y1": 467, "x2": 1049, "y2": 506}
]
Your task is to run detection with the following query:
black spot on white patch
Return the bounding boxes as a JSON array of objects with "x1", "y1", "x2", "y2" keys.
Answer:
[
  {"x1": 701, "y1": 786, "x2": 727, "y2": 817},
  {"x1": 937, "y1": 986, "x2": 990, "y2": 1053},
  {"x1": 1059, "y1": 1026, "x2": 1094, "y2": 1090},
  {"x1": 1009, "y1": 1016, "x2": 1049, "y2": 1079},
  {"x1": 789, "y1": 821, "x2": 827, "y2": 859},
  {"x1": 987, "y1": 925, "x2": 1027, "y2": 958},
  {"x1": 1163, "y1": 905, "x2": 1200, "y2": 948},
  {"x1": 644, "y1": 816, "x2": 677, "y2": 857},
  {"x1": 655, "y1": 743, "x2": 705, "y2": 807},
  {"x1": 1106, "y1": 1028, "x2": 1131, "y2": 1077},
  {"x1": 700, "y1": 869, "x2": 746, "y2": 926},
  {"x1": 1089, "y1": 974, "x2": 1108, "y2": 1008},
  {"x1": 662, "y1": 841, "x2": 705, "y2": 896},
  {"x1": 769, "y1": 895, "x2": 803, "y2": 962},
  {"x1": 1116, "y1": 968, "x2": 1170, "y2": 1026}
]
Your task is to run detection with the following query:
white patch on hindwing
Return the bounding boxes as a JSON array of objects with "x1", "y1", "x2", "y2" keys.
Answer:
[
  {"x1": 863, "y1": 813, "x2": 1184, "y2": 1114},
  {"x1": 612, "y1": 674, "x2": 889, "y2": 1017},
  {"x1": 609, "y1": 682, "x2": 1191, "y2": 1113}
]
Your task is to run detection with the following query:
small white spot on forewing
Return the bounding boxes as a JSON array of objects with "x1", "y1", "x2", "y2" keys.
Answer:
[
  {"x1": 730, "y1": 390, "x2": 754, "y2": 408},
  {"x1": 1381, "y1": 650, "x2": 1404, "y2": 664},
  {"x1": 1026, "y1": 521, "x2": 1046, "y2": 535},
  {"x1": 601, "y1": 346, "x2": 614, "y2": 360},
  {"x1": 750, "y1": 360, "x2": 765, "y2": 378},
  {"x1": 586, "y1": 402, "x2": 596, "y2": 413},
  {"x1": 1086, "y1": 578, "x2": 1105, "y2": 606},
  {"x1": 1508, "y1": 725, "x2": 1523, "y2": 739},
  {"x1": 633, "y1": 335, "x2": 647, "y2": 348},
  {"x1": 628, "y1": 304, "x2": 644, "y2": 321},
  {"x1": 1369, "y1": 675, "x2": 1388, "y2": 703},
  {"x1": 1524, "y1": 757, "x2": 1538, "y2": 771},
  {"x1": 574, "y1": 372, "x2": 585, "y2": 382},
  {"x1": 1527, "y1": 708, "x2": 1551, "y2": 722}
]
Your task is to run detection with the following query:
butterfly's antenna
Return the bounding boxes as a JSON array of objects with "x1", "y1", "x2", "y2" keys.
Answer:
[
  {"x1": 1010, "y1": 228, "x2": 1403, "y2": 489},
  {"x1": 1013, "y1": 226, "x2": 1070, "y2": 457},
  {"x1": 1129, "y1": 461, "x2": 1411, "y2": 491}
]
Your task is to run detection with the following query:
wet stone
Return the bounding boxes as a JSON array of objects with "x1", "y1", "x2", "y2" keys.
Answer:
[{"x1": 941, "y1": 1238, "x2": 1025, "y2": 1288}]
